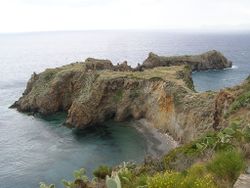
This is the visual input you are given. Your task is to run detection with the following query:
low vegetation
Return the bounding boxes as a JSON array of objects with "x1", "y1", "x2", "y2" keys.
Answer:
[
  {"x1": 147, "y1": 164, "x2": 217, "y2": 188},
  {"x1": 227, "y1": 91, "x2": 250, "y2": 115},
  {"x1": 113, "y1": 89, "x2": 123, "y2": 103},
  {"x1": 61, "y1": 168, "x2": 89, "y2": 188},
  {"x1": 226, "y1": 78, "x2": 250, "y2": 116},
  {"x1": 207, "y1": 149, "x2": 245, "y2": 181},
  {"x1": 93, "y1": 165, "x2": 112, "y2": 179},
  {"x1": 176, "y1": 65, "x2": 194, "y2": 91}
]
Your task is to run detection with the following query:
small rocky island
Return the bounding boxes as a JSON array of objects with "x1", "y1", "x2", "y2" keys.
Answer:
[{"x1": 12, "y1": 50, "x2": 250, "y2": 188}]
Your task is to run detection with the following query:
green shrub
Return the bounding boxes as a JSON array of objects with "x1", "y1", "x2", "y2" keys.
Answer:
[
  {"x1": 118, "y1": 168, "x2": 133, "y2": 184},
  {"x1": 147, "y1": 164, "x2": 217, "y2": 188},
  {"x1": 147, "y1": 171, "x2": 181, "y2": 188},
  {"x1": 182, "y1": 164, "x2": 217, "y2": 188},
  {"x1": 115, "y1": 161, "x2": 143, "y2": 188},
  {"x1": 229, "y1": 120, "x2": 250, "y2": 142},
  {"x1": 93, "y1": 165, "x2": 112, "y2": 179},
  {"x1": 117, "y1": 162, "x2": 134, "y2": 187},
  {"x1": 113, "y1": 89, "x2": 123, "y2": 102},
  {"x1": 62, "y1": 168, "x2": 88, "y2": 188},
  {"x1": 207, "y1": 149, "x2": 245, "y2": 181},
  {"x1": 134, "y1": 174, "x2": 148, "y2": 187},
  {"x1": 163, "y1": 128, "x2": 235, "y2": 169},
  {"x1": 39, "y1": 182, "x2": 55, "y2": 188},
  {"x1": 227, "y1": 91, "x2": 250, "y2": 115},
  {"x1": 242, "y1": 125, "x2": 250, "y2": 142},
  {"x1": 163, "y1": 124, "x2": 248, "y2": 172},
  {"x1": 193, "y1": 125, "x2": 245, "y2": 154}
]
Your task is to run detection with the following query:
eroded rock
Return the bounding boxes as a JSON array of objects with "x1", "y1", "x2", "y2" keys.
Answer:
[
  {"x1": 140, "y1": 50, "x2": 232, "y2": 71},
  {"x1": 11, "y1": 51, "x2": 235, "y2": 142},
  {"x1": 234, "y1": 174, "x2": 250, "y2": 188}
]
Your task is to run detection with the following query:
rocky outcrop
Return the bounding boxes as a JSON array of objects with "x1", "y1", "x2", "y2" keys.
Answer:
[
  {"x1": 85, "y1": 58, "x2": 113, "y2": 70},
  {"x1": 139, "y1": 50, "x2": 232, "y2": 71},
  {"x1": 234, "y1": 174, "x2": 250, "y2": 188},
  {"x1": 11, "y1": 51, "x2": 236, "y2": 143},
  {"x1": 84, "y1": 58, "x2": 133, "y2": 72},
  {"x1": 115, "y1": 61, "x2": 133, "y2": 71},
  {"x1": 213, "y1": 91, "x2": 235, "y2": 130}
]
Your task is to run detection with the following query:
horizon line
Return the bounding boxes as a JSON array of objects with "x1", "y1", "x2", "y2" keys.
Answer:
[{"x1": 1, "y1": 28, "x2": 250, "y2": 35}]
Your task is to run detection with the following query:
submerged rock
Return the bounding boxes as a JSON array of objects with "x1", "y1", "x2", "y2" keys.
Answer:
[{"x1": 12, "y1": 51, "x2": 235, "y2": 142}]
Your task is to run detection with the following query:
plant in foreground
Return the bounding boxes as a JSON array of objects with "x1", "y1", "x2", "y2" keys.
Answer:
[
  {"x1": 207, "y1": 149, "x2": 245, "y2": 181},
  {"x1": 93, "y1": 165, "x2": 112, "y2": 179},
  {"x1": 147, "y1": 164, "x2": 217, "y2": 188},
  {"x1": 62, "y1": 168, "x2": 88, "y2": 188},
  {"x1": 39, "y1": 182, "x2": 55, "y2": 188}
]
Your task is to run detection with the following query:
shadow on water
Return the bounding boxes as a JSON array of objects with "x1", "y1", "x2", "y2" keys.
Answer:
[
  {"x1": 72, "y1": 123, "x2": 117, "y2": 141},
  {"x1": 36, "y1": 112, "x2": 118, "y2": 142},
  {"x1": 34, "y1": 112, "x2": 67, "y2": 125},
  {"x1": 34, "y1": 112, "x2": 146, "y2": 158}
]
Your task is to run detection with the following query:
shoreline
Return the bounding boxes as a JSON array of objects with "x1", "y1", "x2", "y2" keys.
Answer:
[{"x1": 132, "y1": 119, "x2": 179, "y2": 158}]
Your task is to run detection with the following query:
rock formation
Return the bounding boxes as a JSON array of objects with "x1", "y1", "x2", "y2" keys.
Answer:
[
  {"x1": 234, "y1": 174, "x2": 250, "y2": 188},
  {"x1": 139, "y1": 50, "x2": 232, "y2": 71},
  {"x1": 11, "y1": 50, "x2": 234, "y2": 143}
]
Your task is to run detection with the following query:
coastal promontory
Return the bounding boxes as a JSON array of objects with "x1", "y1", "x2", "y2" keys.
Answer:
[{"x1": 12, "y1": 50, "x2": 233, "y2": 142}]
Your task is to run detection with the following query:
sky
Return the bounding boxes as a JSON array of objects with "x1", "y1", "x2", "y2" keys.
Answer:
[{"x1": 0, "y1": 0, "x2": 250, "y2": 33}]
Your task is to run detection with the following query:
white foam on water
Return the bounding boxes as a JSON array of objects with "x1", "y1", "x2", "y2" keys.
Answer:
[
  {"x1": 232, "y1": 65, "x2": 239, "y2": 69},
  {"x1": 225, "y1": 65, "x2": 239, "y2": 70}
]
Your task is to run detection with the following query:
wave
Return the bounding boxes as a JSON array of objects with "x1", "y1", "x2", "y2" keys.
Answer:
[
  {"x1": 224, "y1": 65, "x2": 238, "y2": 70},
  {"x1": 232, "y1": 65, "x2": 239, "y2": 69}
]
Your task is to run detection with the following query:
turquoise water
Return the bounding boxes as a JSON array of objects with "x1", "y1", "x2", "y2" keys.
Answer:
[
  {"x1": 0, "y1": 31, "x2": 250, "y2": 188},
  {"x1": 0, "y1": 109, "x2": 146, "y2": 188}
]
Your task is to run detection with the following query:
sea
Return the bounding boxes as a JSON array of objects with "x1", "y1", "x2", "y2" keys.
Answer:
[{"x1": 0, "y1": 30, "x2": 249, "y2": 188}]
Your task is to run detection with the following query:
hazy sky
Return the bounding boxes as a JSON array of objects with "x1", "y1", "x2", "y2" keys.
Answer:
[{"x1": 1, "y1": 0, "x2": 250, "y2": 33}]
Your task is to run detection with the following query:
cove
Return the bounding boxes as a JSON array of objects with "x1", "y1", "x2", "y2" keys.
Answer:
[{"x1": 0, "y1": 112, "x2": 148, "y2": 188}]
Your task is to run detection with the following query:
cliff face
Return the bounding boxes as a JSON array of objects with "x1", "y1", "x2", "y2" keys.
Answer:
[
  {"x1": 140, "y1": 50, "x2": 232, "y2": 71},
  {"x1": 12, "y1": 51, "x2": 235, "y2": 143}
]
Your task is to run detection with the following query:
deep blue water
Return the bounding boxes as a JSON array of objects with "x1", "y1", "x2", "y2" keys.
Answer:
[{"x1": 0, "y1": 31, "x2": 250, "y2": 188}]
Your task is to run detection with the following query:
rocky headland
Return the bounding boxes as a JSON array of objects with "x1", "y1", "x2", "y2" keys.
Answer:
[{"x1": 12, "y1": 50, "x2": 233, "y2": 143}]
